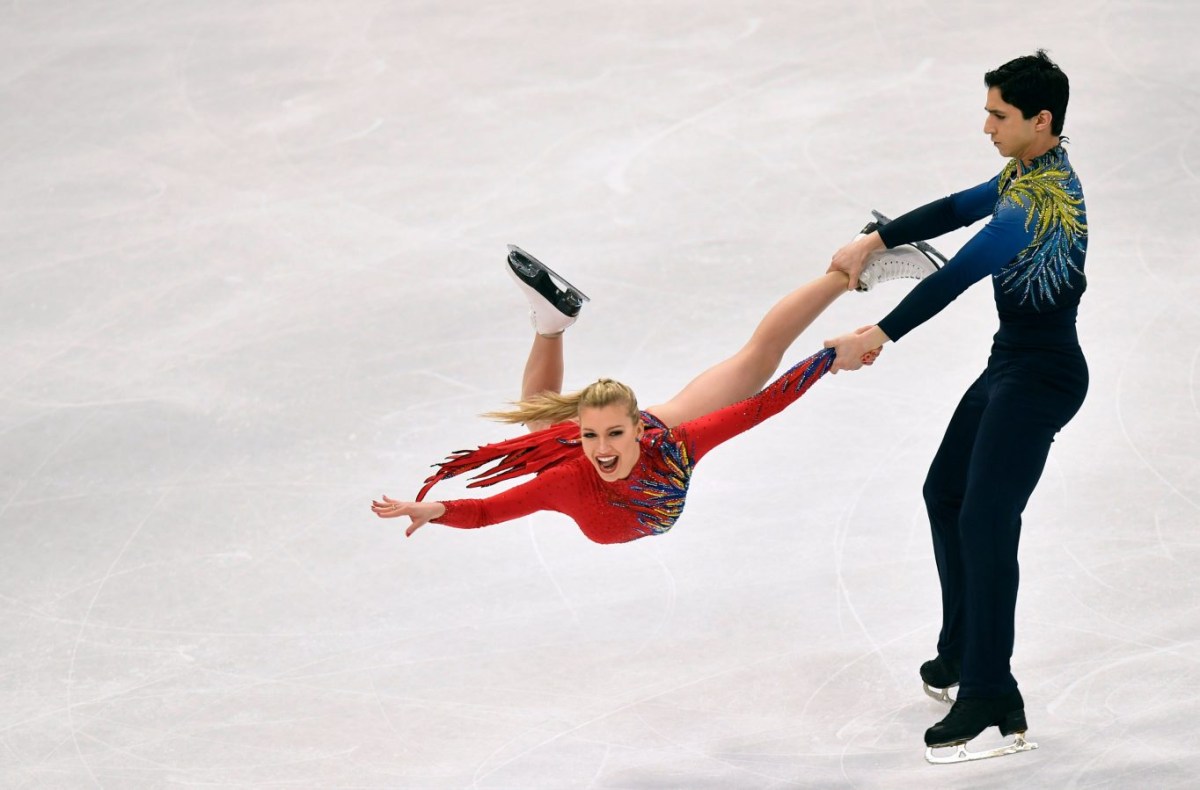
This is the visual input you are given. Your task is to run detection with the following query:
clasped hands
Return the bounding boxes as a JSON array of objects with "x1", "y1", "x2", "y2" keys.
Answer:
[
  {"x1": 824, "y1": 229, "x2": 890, "y2": 373},
  {"x1": 825, "y1": 325, "x2": 887, "y2": 373}
]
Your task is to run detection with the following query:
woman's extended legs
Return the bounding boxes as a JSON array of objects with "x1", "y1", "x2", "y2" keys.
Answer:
[
  {"x1": 646, "y1": 271, "x2": 850, "y2": 428},
  {"x1": 519, "y1": 333, "x2": 565, "y2": 432},
  {"x1": 509, "y1": 253, "x2": 853, "y2": 431},
  {"x1": 506, "y1": 245, "x2": 589, "y2": 432}
]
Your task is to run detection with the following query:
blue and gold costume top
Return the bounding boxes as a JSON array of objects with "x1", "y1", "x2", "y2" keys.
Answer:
[{"x1": 876, "y1": 144, "x2": 1087, "y2": 344}]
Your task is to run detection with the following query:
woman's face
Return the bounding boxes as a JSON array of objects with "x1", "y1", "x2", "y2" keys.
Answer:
[{"x1": 578, "y1": 403, "x2": 643, "y2": 482}]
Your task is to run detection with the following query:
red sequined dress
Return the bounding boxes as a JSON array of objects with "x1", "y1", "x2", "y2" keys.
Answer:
[{"x1": 417, "y1": 349, "x2": 833, "y2": 544}]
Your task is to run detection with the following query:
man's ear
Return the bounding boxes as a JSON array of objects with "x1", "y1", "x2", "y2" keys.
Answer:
[{"x1": 1036, "y1": 110, "x2": 1053, "y2": 132}]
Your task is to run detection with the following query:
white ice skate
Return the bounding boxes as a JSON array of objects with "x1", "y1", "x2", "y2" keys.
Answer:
[
  {"x1": 925, "y1": 731, "x2": 1039, "y2": 765},
  {"x1": 855, "y1": 210, "x2": 947, "y2": 292},
  {"x1": 923, "y1": 691, "x2": 1037, "y2": 765},
  {"x1": 506, "y1": 244, "x2": 590, "y2": 337}
]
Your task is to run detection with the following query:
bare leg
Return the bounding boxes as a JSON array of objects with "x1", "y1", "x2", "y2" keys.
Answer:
[
  {"x1": 646, "y1": 271, "x2": 849, "y2": 428},
  {"x1": 521, "y1": 333, "x2": 564, "y2": 433}
]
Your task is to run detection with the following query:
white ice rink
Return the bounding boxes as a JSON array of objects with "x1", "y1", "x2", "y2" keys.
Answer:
[{"x1": 3, "y1": 1, "x2": 1199, "y2": 787}]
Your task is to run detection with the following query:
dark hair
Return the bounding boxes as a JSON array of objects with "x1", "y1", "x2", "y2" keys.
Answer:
[{"x1": 984, "y1": 50, "x2": 1069, "y2": 136}]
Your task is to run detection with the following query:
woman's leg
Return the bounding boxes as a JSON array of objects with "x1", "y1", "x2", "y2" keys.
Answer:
[
  {"x1": 507, "y1": 245, "x2": 578, "y2": 432},
  {"x1": 646, "y1": 271, "x2": 849, "y2": 428},
  {"x1": 520, "y1": 332, "x2": 564, "y2": 433}
]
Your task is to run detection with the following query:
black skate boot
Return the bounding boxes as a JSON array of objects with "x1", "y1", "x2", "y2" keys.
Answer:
[
  {"x1": 506, "y1": 244, "x2": 590, "y2": 336},
  {"x1": 854, "y1": 209, "x2": 948, "y2": 292},
  {"x1": 923, "y1": 690, "x2": 1038, "y2": 764},
  {"x1": 920, "y1": 655, "x2": 961, "y2": 704}
]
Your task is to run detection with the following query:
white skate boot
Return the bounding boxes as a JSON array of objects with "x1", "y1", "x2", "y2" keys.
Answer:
[
  {"x1": 507, "y1": 244, "x2": 590, "y2": 336},
  {"x1": 855, "y1": 210, "x2": 948, "y2": 292}
]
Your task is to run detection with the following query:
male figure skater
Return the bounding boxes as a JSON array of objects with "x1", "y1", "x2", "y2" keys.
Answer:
[{"x1": 825, "y1": 50, "x2": 1087, "y2": 763}]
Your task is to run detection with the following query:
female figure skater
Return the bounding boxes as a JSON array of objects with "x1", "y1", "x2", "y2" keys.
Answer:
[{"x1": 372, "y1": 243, "x2": 938, "y2": 543}]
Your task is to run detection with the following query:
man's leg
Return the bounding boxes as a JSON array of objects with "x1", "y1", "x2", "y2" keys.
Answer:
[
  {"x1": 923, "y1": 348, "x2": 1087, "y2": 751},
  {"x1": 956, "y1": 356, "x2": 1088, "y2": 697},
  {"x1": 922, "y1": 372, "x2": 990, "y2": 666}
]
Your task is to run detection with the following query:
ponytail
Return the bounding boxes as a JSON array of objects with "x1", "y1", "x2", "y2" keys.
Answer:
[{"x1": 484, "y1": 378, "x2": 640, "y2": 426}]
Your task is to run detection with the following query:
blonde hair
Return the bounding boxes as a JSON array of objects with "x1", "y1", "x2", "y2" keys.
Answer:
[{"x1": 484, "y1": 378, "x2": 640, "y2": 426}]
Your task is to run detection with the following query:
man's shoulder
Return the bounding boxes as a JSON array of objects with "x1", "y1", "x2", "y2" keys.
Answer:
[{"x1": 998, "y1": 158, "x2": 1022, "y2": 184}]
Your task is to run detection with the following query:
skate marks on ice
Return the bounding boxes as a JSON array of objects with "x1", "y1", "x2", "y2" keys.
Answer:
[{"x1": 2, "y1": 0, "x2": 1200, "y2": 787}]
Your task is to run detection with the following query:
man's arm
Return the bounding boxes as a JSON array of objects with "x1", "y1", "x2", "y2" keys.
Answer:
[
  {"x1": 824, "y1": 201, "x2": 1035, "y2": 371},
  {"x1": 877, "y1": 178, "x2": 999, "y2": 248},
  {"x1": 877, "y1": 205, "x2": 1032, "y2": 342},
  {"x1": 828, "y1": 177, "x2": 1000, "y2": 290}
]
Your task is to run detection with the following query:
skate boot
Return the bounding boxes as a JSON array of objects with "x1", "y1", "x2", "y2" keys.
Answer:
[
  {"x1": 920, "y1": 655, "x2": 961, "y2": 704},
  {"x1": 855, "y1": 209, "x2": 947, "y2": 292},
  {"x1": 923, "y1": 690, "x2": 1038, "y2": 764},
  {"x1": 506, "y1": 244, "x2": 590, "y2": 337}
]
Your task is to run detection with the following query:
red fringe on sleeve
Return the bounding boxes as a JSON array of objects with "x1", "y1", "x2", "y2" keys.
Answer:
[{"x1": 416, "y1": 421, "x2": 581, "y2": 501}]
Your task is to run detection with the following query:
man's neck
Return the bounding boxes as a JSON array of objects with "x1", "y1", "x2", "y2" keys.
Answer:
[{"x1": 1020, "y1": 135, "x2": 1061, "y2": 166}]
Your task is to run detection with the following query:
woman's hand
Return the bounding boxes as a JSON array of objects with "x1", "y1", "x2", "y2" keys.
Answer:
[
  {"x1": 824, "y1": 325, "x2": 889, "y2": 373},
  {"x1": 827, "y1": 230, "x2": 884, "y2": 291},
  {"x1": 371, "y1": 496, "x2": 446, "y2": 537}
]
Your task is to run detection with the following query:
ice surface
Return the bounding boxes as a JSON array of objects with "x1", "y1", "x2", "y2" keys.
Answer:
[{"x1": 2, "y1": 1, "x2": 1198, "y2": 787}]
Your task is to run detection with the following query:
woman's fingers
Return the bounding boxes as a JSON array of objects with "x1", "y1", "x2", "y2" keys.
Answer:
[{"x1": 372, "y1": 497, "x2": 409, "y2": 518}]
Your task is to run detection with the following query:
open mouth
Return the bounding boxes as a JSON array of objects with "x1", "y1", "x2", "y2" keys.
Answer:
[{"x1": 595, "y1": 455, "x2": 619, "y2": 474}]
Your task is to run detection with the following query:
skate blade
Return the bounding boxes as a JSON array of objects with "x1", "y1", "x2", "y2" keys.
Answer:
[
  {"x1": 861, "y1": 210, "x2": 948, "y2": 268},
  {"x1": 912, "y1": 240, "x2": 947, "y2": 266},
  {"x1": 922, "y1": 682, "x2": 957, "y2": 704},
  {"x1": 924, "y1": 732, "x2": 1038, "y2": 765},
  {"x1": 506, "y1": 244, "x2": 591, "y2": 302}
]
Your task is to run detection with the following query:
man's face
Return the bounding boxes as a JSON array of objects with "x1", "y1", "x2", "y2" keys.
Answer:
[{"x1": 983, "y1": 86, "x2": 1043, "y2": 161}]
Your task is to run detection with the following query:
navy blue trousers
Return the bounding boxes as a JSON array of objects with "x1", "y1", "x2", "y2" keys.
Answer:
[{"x1": 923, "y1": 332, "x2": 1087, "y2": 698}]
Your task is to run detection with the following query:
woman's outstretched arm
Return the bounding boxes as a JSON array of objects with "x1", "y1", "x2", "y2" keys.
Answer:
[
  {"x1": 373, "y1": 465, "x2": 569, "y2": 536},
  {"x1": 671, "y1": 347, "x2": 852, "y2": 463}
]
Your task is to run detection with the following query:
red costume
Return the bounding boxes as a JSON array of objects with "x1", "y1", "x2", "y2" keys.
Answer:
[{"x1": 418, "y1": 349, "x2": 834, "y2": 544}]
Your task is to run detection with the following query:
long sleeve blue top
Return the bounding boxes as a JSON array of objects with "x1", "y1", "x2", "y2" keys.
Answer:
[{"x1": 876, "y1": 144, "x2": 1087, "y2": 343}]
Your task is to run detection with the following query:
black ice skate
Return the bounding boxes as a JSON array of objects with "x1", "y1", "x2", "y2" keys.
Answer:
[
  {"x1": 854, "y1": 209, "x2": 948, "y2": 292},
  {"x1": 506, "y1": 244, "x2": 590, "y2": 336},
  {"x1": 920, "y1": 655, "x2": 961, "y2": 704},
  {"x1": 923, "y1": 690, "x2": 1038, "y2": 764}
]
